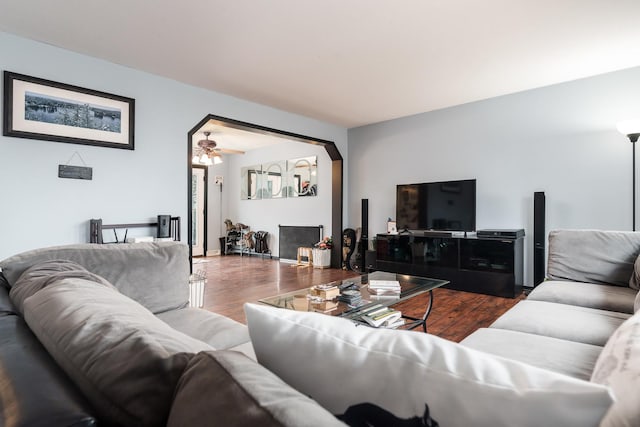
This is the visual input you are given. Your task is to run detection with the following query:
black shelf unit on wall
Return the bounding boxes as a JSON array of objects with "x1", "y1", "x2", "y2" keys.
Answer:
[
  {"x1": 89, "y1": 218, "x2": 181, "y2": 244},
  {"x1": 375, "y1": 233, "x2": 523, "y2": 298}
]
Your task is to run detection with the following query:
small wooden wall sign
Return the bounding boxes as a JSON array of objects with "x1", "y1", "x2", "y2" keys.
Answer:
[{"x1": 58, "y1": 164, "x2": 93, "y2": 180}]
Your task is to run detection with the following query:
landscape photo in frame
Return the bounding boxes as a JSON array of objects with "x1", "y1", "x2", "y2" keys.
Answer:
[{"x1": 3, "y1": 71, "x2": 135, "y2": 150}]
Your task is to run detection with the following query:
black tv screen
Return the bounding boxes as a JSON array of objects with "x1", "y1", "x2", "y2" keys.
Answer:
[{"x1": 396, "y1": 179, "x2": 476, "y2": 232}]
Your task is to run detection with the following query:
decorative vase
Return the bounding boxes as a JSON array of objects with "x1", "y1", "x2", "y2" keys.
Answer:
[{"x1": 312, "y1": 248, "x2": 331, "y2": 269}]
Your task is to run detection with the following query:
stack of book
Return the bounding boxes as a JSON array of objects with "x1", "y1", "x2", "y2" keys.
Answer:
[
  {"x1": 310, "y1": 300, "x2": 338, "y2": 313},
  {"x1": 354, "y1": 304, "x2": 405, "y2": 329},
  {"x1": 368, "y1": 280, "x2": 401, "y2": 296},
  {"x1": 310, "y1": 284, "x2": 340, "y2": 300}
]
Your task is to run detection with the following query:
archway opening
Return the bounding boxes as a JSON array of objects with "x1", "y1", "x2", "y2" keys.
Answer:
[{"x1": 187, "y1": 114, "x2": 343, "y2": 268}]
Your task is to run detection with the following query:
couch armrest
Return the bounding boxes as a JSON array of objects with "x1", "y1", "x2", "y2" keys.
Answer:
[{"x1": 0, "y1": 315, "x2": 97, "y2": 427}]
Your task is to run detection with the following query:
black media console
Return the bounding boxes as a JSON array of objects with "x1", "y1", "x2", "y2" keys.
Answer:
[{"x1": 375, "y1": 232, "x2": 524, "y2": 298}]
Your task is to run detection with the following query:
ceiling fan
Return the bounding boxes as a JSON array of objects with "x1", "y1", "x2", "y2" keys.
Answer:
[
  {"x1": 193, "y1": 131, "x2": 245, "y2": 165},
  {"x1": 197, "y1": 131, "x2": 246, "y2": 155}
]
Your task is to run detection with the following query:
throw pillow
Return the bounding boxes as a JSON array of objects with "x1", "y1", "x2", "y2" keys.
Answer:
[
  {"x1": 10, "y1": 259, "x2": 113, "y2": 315},
  {"x1": 23, "y1": 278, "x2": 213, "y2": 427},
  {"x1": 630, "y1": 254, "x2": 640, "y2": 290},
  {"x1": 168, "y1": 350, "x2": 346, "y2": 427},
  {"x1": 0, "y1": 273, "x2": 15, "y2": 316},
  {"x1": 245, "y1": 303, "x2": 613, "y2": 427},
  {"x1": 591, "y1": 312, "x2": 640, "y2": 426}
]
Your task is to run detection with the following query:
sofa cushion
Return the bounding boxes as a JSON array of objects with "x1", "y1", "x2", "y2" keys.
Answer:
[
  {"x1": 591, "y1": 312, "x2": 640, "y2": 427},
  {"x1": 489, "y1": 300, "x2": 630, "y2": 346},
  {"x1": 0, "y1": 315, "x2": 97, "y2": 427},
  {"x1": 9, "y1": 260, "x2": 113, "y2": 315},
  {"x1": 228, "y1": 341, "x2": 258, "y2": 361},
  {"x1": 547, "y1": 229, "x2": 640, "y2": 287},
  {"x1": 245, "y1": 303, "x2": 613, "y2": 427},
  {"x1": 461, "y1": 327, "x2": 603, "y2": 381},
  {"x1": 527, "y1": 280, "x2": 637, "y2": 314},
  {"x1": 156, "y1": 307, "x2": 250, "y2": 349},
  {"x1": 0, "y1": 242, "x2": 190, "y2": 313},
  {"x1": 23, "y1": 277, "x2": 213, "y2": 427},
  {"x1": 167, "y1": 350, "x2": 346, "y2": 427}
]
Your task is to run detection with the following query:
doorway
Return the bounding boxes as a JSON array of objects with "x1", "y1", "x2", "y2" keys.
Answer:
[
  {"x1": 187, "y1": 114, "x2": 343, "y2": 267},
  {"x1": 191, "y1": 165, "x2": 208, "y2": 257}
]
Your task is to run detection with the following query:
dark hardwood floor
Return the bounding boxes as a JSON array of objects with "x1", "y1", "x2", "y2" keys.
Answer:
[{"x1": 194, "y1": 254, "x2": 524, "y2": 342}]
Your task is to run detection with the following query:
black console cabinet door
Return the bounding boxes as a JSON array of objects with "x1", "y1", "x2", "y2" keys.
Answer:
[
  {"x1": 460, "y1": 239, "x2": 515, "y2": 273},
  {"x1": 375, "y1": 234, "x2": 523, "y2": 298}
]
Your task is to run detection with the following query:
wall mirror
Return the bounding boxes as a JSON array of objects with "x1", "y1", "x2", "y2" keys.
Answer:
[
  {"x1": 287, "y1": 156, "x2": 317, "y2": 197},
  {"x1": 260, "y1": 161, "x2": 286, "y2": 199},
  {"x1": 241, "y1": 156, "x2": 317, "y2": 199},
  {"x1": 241, "y1": 165, "x2": 262, "y2": 200}
]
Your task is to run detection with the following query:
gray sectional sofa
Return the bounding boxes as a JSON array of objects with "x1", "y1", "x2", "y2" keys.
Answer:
[
  {"x1": 0, "y1": 242, "x2": 344, "y2": 427},
  {"x1": 461, "y1": 229, "x2": 640, "y2": 426},
  {"x1": 461, "y1": 229, "x2": 639, "y2": 379},
  {"x1": 1, "y1": 230, "x2": 639, "y2": 426}
]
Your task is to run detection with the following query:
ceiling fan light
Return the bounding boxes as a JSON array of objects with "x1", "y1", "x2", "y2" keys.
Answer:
[
  {"x1": 199, "y1": 154, "x2": 209, "y2": 163},
  {"x1": 213, "y1": 155, "x2": 223, "y2": 165},
  {"x1": 192, "y1": 155, "x2": 200, "y2": 164},
  {"x1": 203, "y1": 156, "x2": 213, "y2": 166}
]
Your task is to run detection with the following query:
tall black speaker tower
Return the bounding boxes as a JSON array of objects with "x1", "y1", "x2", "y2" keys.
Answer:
[
  {"x1": 361, "y1": 199, "x2": 368, "y2": 271},
  {"x1": 533, "y1": 192, "x2": 545, "y2": 287}
]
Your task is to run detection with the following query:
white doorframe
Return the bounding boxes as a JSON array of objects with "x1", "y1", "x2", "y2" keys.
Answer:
[{"x1": 191, "y1": 167, "x2": 207, "y2": 256}]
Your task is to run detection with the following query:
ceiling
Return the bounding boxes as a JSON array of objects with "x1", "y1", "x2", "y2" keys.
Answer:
[
  {"x1": 2, "y1": 1, "x2": 640, "y2": 129},
  {"x1": 192, "y1": 121, "x2": 291, "y2": 154}
]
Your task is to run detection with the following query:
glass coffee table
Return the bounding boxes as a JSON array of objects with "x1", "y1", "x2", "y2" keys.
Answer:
[{"x1": 258, "y1": 271, "x2": 449, "y2": 332}]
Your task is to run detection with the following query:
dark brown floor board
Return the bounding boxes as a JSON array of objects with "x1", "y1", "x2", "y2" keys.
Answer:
[{"x1": 196, "y1": 255, "x2": 523, "y2": 342}]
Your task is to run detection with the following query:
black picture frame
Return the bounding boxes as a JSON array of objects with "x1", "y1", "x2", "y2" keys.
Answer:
[{"x1": 3, "y1": 71, "x2": 135, "y2": 150}]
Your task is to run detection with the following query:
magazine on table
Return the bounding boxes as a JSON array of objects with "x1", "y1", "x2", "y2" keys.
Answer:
[{"x1": 360, "y1": 307, "x2": 402, "y2": 328}]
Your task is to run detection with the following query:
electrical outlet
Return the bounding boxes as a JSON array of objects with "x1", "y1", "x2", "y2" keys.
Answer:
[{"x1": 214, "y1": 176, "x2": 223, "y2": 185}]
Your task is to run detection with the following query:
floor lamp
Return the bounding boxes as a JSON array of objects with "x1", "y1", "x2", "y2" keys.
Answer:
[{"x1": 617, "y1": 120, "x2": 640, "y2": 231}]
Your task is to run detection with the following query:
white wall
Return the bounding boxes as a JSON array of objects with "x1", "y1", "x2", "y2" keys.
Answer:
[
  {"x1": 204, "y1": 161, "x2": 228, "y2": 255},
  {"x1": 348, "y1": 66, "x2": 640, "y2": 286},
  {"x1": 0, "y1": 32, "x2": 347, "y2": 260}
]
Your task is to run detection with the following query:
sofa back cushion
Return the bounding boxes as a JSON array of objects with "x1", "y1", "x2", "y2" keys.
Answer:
[
  {"x1": 547, "y1": 229, "x2": 640, "y2": 287},
  {"x1": 591, "y1": 311, "x2": 640, "y2": 427},
  {"x1": 245, "y1": 303, "x2": 613, "y2": 427},
  {"x1": 0, "y1": 242, "x2": 189, "y2": 313},
  {"x1": 168, "y1": 350, "x2": 346, "y2": 427},
  {"x1": 23, "y1": 277, "x2": 213, "y2": 427}
]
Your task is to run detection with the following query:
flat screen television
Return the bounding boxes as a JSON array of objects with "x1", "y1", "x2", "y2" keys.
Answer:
[{"x1": 396, "y1": 179, "x2": 476, "y2": 232}]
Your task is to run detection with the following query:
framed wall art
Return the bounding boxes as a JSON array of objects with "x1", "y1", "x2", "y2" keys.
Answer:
[{"x1": 3, "y1": 71, "x2": 135, "y2": 150}]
